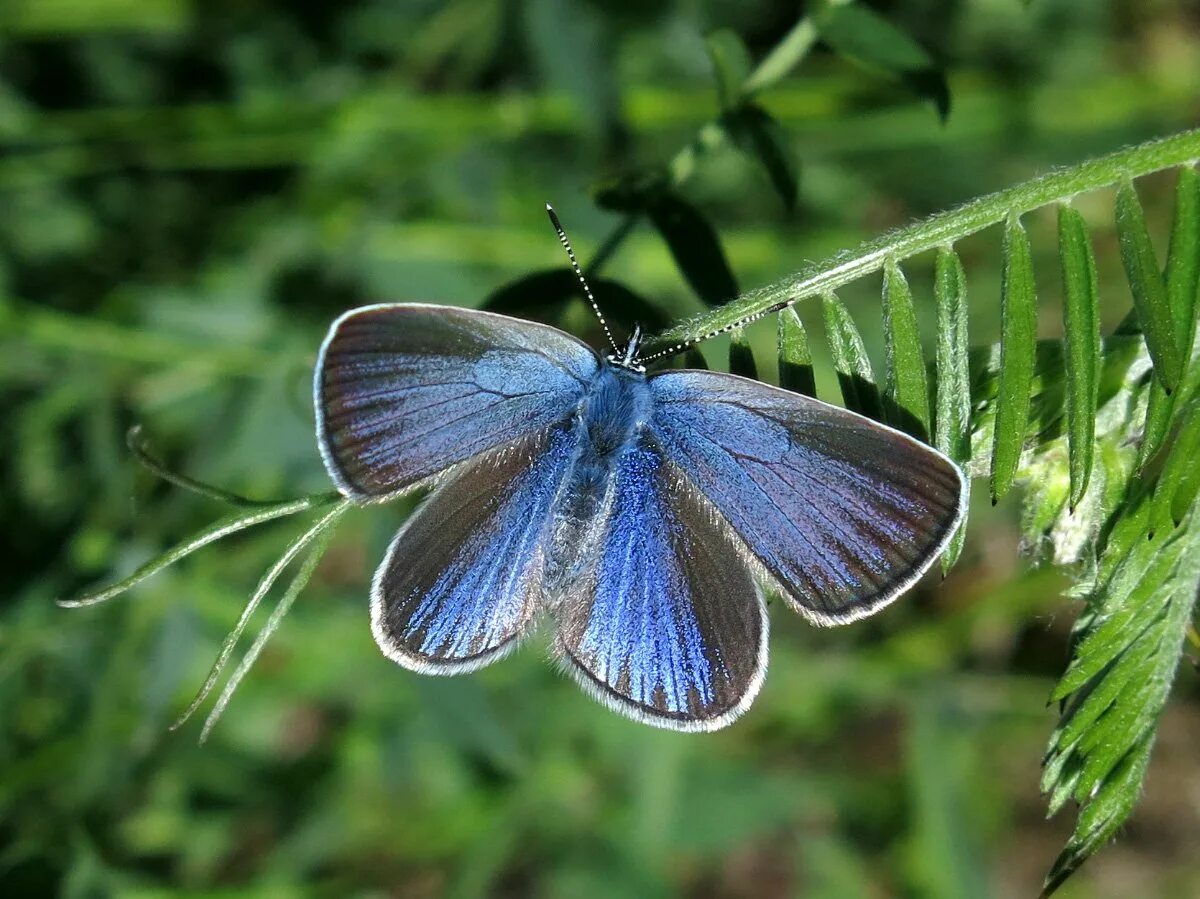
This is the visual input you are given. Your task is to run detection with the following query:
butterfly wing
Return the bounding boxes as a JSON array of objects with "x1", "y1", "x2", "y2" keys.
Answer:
[
  {"x1": 554, "y1": 436, "x2": 767, "y2": 731},
  {"x1": 372, "y1": 424, "x2": 580, "y2": 673},
  {"x1": 649, "y1": 370, "x2": 967, "y2": 625},
  {"x1": 315, "y1": 303, "x2": 599, "y2": 501}
]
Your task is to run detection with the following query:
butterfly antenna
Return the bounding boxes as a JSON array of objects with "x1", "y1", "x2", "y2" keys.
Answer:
[
  {"x1": 636, "y1": 299, "x2": 793, "y2": 364},
  {"x1": 546, "y1": 203, "x2": 619, "y2": 353}
]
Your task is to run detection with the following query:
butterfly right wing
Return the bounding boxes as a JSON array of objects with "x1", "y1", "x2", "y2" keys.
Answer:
[
  {"x1": 315, "y1": 304, "x2": 599, "y2": 502},
  {"x1": 554, "y1": 435, "x2": 768, "y2": 731},
  {"x1": 372, "y1": 424, "x2": 581, "y2": 673}
]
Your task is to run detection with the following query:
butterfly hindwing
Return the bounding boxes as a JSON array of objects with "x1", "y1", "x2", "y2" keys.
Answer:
[
  {"x1": 372, "y1": 425, "x2": 580, "y2": 673},
  {"x1": 649, "y1": 370, "x2": 967, "y2": 624},
  {"x1": 316, "y1": 304, "x2": 598, "y2": 501},
  {"x1": 554, "y1": 434, "x2": 767, "y2": 731}
]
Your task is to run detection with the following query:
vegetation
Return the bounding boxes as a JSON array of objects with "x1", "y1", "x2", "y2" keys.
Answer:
[{"x1": 2, "y1": 1, "x2": 1198, "y2": 896}]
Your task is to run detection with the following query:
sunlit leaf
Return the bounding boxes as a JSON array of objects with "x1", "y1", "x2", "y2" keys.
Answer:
[
  {"x1": 934, "y1": 247, "x2": 971, "y2": 571},
  {"x1": 1116, "y1": 180, "x2": 1182, "y2": 392},
  {"x1": 777, "y1": 306, "x2": 816, "y2": 397},
  {"x1": 822, "y1": 292, "x2": 882, "y2": 420},
  {"x1": 1056, "y1": 204, "x2": 1101, "y2": 508},
  {"x1": 990, "y1": 213, "x2": 1037, "y2": 503},
  {"x1": 881, "y1": 259, "x2": 930, "y2": 438}
]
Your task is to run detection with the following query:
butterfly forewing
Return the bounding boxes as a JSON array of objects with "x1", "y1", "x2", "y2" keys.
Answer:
[
  {"x1": 372, "y1": 424, "x2": 581, "y2": 673},
  {"x1": 316, "y1": 304, "x2": 598, "y2": 501},
  {"x1": 649, "y1": 370, "x2": 966, "y2": 624},
  {"x1": 555, "y1": 434, "x2": 768, "y2": 731}
]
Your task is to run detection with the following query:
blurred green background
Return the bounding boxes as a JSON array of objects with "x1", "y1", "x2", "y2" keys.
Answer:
[{"x1": 2, "y1": 1, "x2": 1199, "y2": 896}]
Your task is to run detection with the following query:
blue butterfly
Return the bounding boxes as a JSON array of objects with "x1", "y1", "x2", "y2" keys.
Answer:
[{"x1": 314, "y1": 212, "x2": 966, "y2": 732}]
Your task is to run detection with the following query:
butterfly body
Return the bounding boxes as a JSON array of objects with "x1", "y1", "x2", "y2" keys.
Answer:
[{"x1": 316, "y1": 303, "x2": 966, "y2": 730}]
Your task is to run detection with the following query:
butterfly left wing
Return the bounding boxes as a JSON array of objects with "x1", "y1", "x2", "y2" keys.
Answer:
[
  {"x1": 649, "y1": 370, "x2": 967, "y2": 625},
  {"x1": 554, "y1": 436, "x2": 768, "y2": 731},
  {"x1": 316, "y1": 304, "x2": 598, "y2": 502},
  {"x1": 373, "y1": 424, "x2": 580, "y2": 673}
]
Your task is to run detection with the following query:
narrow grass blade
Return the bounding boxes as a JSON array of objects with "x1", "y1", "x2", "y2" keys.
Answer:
[
  {"x1": 729, "y1": 325, "x2": 758, "y2": 379},
  {"x1": 1149, "y1": 403, "x2": 1200, "y2": 535},
  {"x1": 1116, "y1": 180, "x2": 1182, "y2": 392},
  {"x1": 171, "y1": 501, "x2": 350, "y2": 730},
  {"x1": 199, "y1": 501, "x2": 350, "y2": 743},
  {"x1": 991, "y1": 213, "x2": 1038, "y2": 504},
  {"x1": 881, "y1": 259, "x2": 931, "y2": 438},
  {"x1": 777, "y1": 306, "x2": 816, "y2": 396},
  {"x1": 58, "y1": 495, "x2": 328, "y2": 607},
  {"x1": 934, "y1": 247, "x2": 971, "y2": 572},
  {"x1": 1057, "y1": 205, "x2": 1101, "y2": 508},
  {"x1": 127, "y1": 425, "x2": 279, "y2": 508},
  {"x1": 821, "y1": 292, "x2": 882, "y2": 420}
]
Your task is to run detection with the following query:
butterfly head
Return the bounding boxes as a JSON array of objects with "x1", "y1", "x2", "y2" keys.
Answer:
[{"x1": 606, "y1": 323, "x2": 646, "y2": 374}]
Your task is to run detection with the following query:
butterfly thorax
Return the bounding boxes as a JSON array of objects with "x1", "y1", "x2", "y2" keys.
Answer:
[{"x1": 581, "y1": 361, "x2": 651, "y2": 461}]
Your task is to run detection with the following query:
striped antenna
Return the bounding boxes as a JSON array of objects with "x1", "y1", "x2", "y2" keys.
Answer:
[
  {"x1": 546, "y1": 204, "x2": 619, "y2": 353},
  {"x1": 637, "y1": 299, "x2": 793, "y2": 364}
]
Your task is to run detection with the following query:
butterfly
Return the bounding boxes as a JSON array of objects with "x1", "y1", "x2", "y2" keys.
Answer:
[{"x1": 313, "y1": 209, "x2": 967, "y2": 732}]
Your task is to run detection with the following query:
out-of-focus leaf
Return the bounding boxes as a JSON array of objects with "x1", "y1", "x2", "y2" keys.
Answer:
[
  {"x1": 934, "y1": 248, "x2": 971, "y2": 571},
  {"x1": 742, "y1": 14, "x2": 819, "y2": 96},
  {"x1": 1116, "y1": 180, "x2": 1182, "y2": 392},
  {"x1": 816, "y1": 2, "x2": 950, "y2": 119},
  {"x1": 705, "y1": 29, "x2": 751, "y2": 110},
  {"x1": 728, "y1": 325, "x2": 757, "y2": 379},
  {"x1": 881, "y1": 259, "x2": 930, "y2": 438},
  {"x1": 646, "y1": 193, "x2": 739, "y2": 307},
  {"x1": 822, "y1": 292, "x2": 882, "y2": 420},
  {"x1": 991, "y1": 213, "x2": 1037, "y2": 503},
  {"x1": 1057, "y1": 204, "x2": 1101, "y2": 508},
  {"x1": 721, "y1": 103, "x2": 798, "y2": 211},
  {"x1": 777, "y1": 306, "x2": 816, "y2": 397}
]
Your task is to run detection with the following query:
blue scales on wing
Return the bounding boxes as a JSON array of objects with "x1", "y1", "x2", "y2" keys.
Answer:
[
  {"x1": 315, "y1": 304, "x2": 599, "y2": 500},
  {"x1": 372, "y1": 425, "x2": 581, "y2": 672},
  {"x1": 649, "y1": 370, "x2": 966, "y2": 625},
  {"x1": 554, "y1": 435, "x2": 767, "y2": 730}
]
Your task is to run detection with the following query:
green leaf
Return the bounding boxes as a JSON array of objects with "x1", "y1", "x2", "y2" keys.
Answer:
[
  {"x1": 821, "y1": 292, "x2": 882, "y2": 420},
  {"x1": 777, "y1": 306, "x2": 816, "y2": 397},
  {"x1": 990, "y1": 213, "x2": 1038, "y2": 504},
  {"x1": 881, "y1": 260, "x2": 930, "y2": 438},
  {"x1": 58, "y1": 494, "x2": 333, "y2": 607},
  {"x1": 741, "y1": 14, "x2": 819, "y2": 96},
  {"x1": 1041, "y1": 502, "x2": 1200, "y2": 895},
  {"x1": 728, "y1": 326, "x2": 757, "y2": 379},
  {"x1": 646, "y1": 192, "x2": 739, "y2": 307},
  {"x1": 1056, "y1": 204, "x2": 1101, "y2": 508},
  {"x1": 705, "y1": 28, "x2": 751, "y2": 110},
  {"x1": 1149, "y1": 402, "x2": 1200, "y2": 535},
  {"x1": 1163, "y1": 165, "x2": 1200, "y2": 361},
  {"x1": 816, "y1": 2, "x2": 949, "y2": 119},
  {"x1": 721, "y1": 103, "x2": 798, "y2": 211},
  {"x1": 1116, "y1": 180, "x2": 1183, "y2": 392},
  {"x1": 933, "y1": 248, "x2": 971, "y2": 572}
]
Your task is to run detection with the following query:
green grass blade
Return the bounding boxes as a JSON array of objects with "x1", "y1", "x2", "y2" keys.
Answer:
[
  {"x1": 1149, "y1": 402, "x2": 1200, "y2": 535},
  {"x1": 777, "y1": 306, "x2": 816, "y2": 396},
  {"x1": 991, "y1": 213, "x2": 1038, "y2": 504},
  {"x1": 881, "y1": 259, "x2": 930, "y2": 438},
  {"x1": 126, "y1": 425, "x2": 280, "y2": 508},
  {"x1": 171, "y1": 504, "x2": 353, "y2": 731},
  {"x1": 57, "y1": 495, "x2": 330, "y2": 607},
  {"x1": 729, "y1": 325, "x2": 758, "y2": 379},
  {"x1": 1057, "y1": 204, "x2": 1101, "y2": 508},
  {"x1": 198, "y1": 501, "x2": 350, "y2": 743},
  {"x1": 821, "y1": 292, "x2": 882, "y2": 420},
  {"x1": 933, "y1": 247, "x2": 971, "y2": 572},
  {"x1": 1116, "y1": 180, "x2": 1182, "y2": 392}
]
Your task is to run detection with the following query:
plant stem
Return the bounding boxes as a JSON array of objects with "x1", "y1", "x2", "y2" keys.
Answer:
[{"x1": 642, "y1": 127, "x2": 1200, "y2": 356}]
